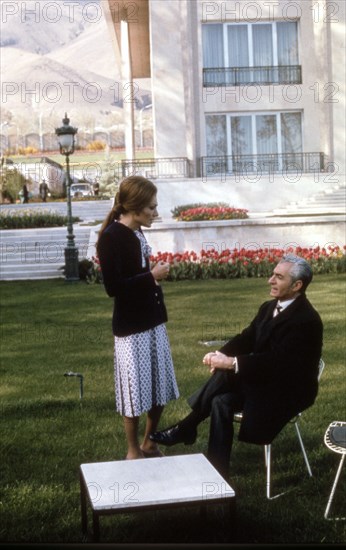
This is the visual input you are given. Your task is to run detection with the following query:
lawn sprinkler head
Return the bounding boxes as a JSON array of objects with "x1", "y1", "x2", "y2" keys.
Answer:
[{"x1": 64, "y1": 371, "x2": 84, "y2": 399}]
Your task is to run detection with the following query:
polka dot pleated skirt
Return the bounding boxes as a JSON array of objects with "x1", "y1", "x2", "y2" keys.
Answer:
[{"x1": 114, "y1": 324, "x2": 180, "y2": 417}]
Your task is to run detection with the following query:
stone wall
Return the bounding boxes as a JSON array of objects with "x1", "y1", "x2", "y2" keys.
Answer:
[{"x1": 88, "y1": 215, "x2": 345, "y2": 258}]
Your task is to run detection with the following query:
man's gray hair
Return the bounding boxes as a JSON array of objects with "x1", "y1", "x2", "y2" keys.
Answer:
[{"x1": 279, "y1": 254, "x2": 313, "y2": 292}]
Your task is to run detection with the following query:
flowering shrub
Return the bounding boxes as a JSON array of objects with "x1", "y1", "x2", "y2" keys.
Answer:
[
  {"x1": 17, "y1": 146, "x2": 39, "y2": 155},
  {"x1": 150, "y1": 246, "x2": 346, "y2": 281},
  {"x1": 86, "y1": 140, "x2": 106, "y2": 151},
  {"x1": 177, "y1": 206, "x2": 248, "y2": 221}
]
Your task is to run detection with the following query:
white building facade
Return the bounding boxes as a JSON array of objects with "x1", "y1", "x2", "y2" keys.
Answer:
[
  {"x1": 104, "y1": 0, "x2": 345, "y2": 217},
  {"x1": 149, "y1": 0, "x2": 344, "y2": 174}
]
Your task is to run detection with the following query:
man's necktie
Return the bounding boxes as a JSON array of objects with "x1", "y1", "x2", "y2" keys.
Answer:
[{"x1": 274, "y1": 305, "x2": 282, "y2": 317}]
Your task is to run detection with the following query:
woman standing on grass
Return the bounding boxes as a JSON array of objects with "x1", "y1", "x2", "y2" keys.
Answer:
[{"x1": 97, "y1": 176, "x2": 179, "y2": 459}]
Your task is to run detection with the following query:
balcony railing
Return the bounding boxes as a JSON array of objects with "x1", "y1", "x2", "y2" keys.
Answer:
[
  {"x1": 203, "y1": 65, "x2": 302, "y2": 86},
  {"x1": 120, "y1": 157, "x2": 191, "y2": 179},
  {"x1": 200, "y1": 153, "x2": 327, "y2": 178}
]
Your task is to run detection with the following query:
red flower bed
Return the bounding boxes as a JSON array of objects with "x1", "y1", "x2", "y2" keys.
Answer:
[
  {"x1": 150, "y1": 245, "x2": 346, "y2": 281},
  {"x1": 86, "y1": 246, "x2": 345, "y2": 284},
  {"x1": 177, "y1": 206, "x2": 248, "y2": 221}
]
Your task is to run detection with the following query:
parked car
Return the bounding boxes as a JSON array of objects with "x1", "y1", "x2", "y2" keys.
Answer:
[{"x1": 70, "y1": 183, "x2": 94, "y2": 198}]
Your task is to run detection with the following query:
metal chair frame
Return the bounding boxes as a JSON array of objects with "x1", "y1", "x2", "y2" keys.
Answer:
[
  {"x1": 235, "y1": 358, "x2": 325, "y2": 500},
  {"x1": 323, "y1": 420, "x2": 346, "y2": 520}
]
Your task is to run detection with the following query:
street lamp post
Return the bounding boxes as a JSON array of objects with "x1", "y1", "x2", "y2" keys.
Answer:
[{"x1": 55, "y1": 113, "x2": 79, "y2": 282}]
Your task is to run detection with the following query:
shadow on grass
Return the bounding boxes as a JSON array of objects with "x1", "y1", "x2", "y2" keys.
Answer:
[{"x1": 90, "y1": 504, "x2": 237, "y2": 544}]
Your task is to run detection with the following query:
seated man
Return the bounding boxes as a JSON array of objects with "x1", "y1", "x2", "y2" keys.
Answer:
[{"x1": 150, "y1": 254, "x2": 323, "y2": 479}]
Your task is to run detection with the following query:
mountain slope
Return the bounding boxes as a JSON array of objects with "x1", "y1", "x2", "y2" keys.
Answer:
[
  {"x1": 1, "y1": 46, "x2": 120, "y2": 113},
  {"x1": 0, "y1": 1, "x2": 152, "y2": 130},
  {"x1": 0, "y1": 0, "x2": 99, "y2": 54},
  {"x1": 46, "y1": 16, "x2": 119, "y2": 81}
]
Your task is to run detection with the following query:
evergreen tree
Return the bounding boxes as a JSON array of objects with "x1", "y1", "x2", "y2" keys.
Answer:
[{"x1": 98, "y1": 147, "x2": 119, "y2": 199}]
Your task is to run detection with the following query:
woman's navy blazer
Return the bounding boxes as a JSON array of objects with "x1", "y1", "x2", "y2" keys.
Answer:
[{"x1": 97, "y1": 221, "x2": 168, "y2": 336}]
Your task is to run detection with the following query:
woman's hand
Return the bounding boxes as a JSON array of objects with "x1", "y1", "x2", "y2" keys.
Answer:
[{"x1": 151, "y1": 261, "x2": 170, "y2": 282}]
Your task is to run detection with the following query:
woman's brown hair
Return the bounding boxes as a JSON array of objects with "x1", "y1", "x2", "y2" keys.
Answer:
[{"x1": 96, "y1": 176, "x2": 157, "y2": 252}]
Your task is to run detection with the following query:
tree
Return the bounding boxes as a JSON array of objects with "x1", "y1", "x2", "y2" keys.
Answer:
[
  {"x1": 1, "y1": 160, "x2": 28, "y2": 203},
  {"x1": 98, "y1": 147, "x2": 119, "y2": 199}
]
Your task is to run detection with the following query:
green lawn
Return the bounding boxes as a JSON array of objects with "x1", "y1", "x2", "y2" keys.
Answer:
[
  {"x1": 10, "y1": 149, "x2": 155, "y2": 166},
  {"x1": 0, "y1": 275, "x2": 345, "y2": 544}
]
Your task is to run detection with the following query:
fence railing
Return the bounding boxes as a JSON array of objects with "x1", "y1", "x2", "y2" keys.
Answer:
[
  {"x1": 200, "y1": 153, "x2": 328, "y2": 178},
  {"x1": 203, "y1": 65, "x2": 302, "y2": 86},
  {"x1": 120, "y1": 157, "x2": 191, "y2": 179}
]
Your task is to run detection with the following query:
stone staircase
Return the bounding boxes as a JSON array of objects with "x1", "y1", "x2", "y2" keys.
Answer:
[
  {"x1": 0, "y1": 200, "x2": 112, "y2": 280},
  {"x1": 0, "y1": 226, "x2": 92, "y2": 280},
  {"x1": 272, "y1": 183, "x2": 346, "y2": 216}
]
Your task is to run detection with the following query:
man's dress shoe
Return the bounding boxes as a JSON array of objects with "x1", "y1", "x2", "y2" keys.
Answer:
[{"x1": 149, "y1": 424, "x2": 197, "y2": 447}]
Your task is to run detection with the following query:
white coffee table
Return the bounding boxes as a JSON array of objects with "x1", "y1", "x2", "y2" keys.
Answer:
[{"x1": 80, "y1": 453, "x2": 236, "y2": 541}]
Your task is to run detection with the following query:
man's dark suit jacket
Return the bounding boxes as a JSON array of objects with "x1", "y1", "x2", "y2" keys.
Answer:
[
  {"x1": 97, "y1": 221, "x2": 167, "y2": 336},
  {"x1": 189, "y1": 294, "x2": 323, "y2": 445}
]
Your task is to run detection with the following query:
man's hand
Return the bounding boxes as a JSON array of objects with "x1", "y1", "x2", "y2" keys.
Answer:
[{"x1": 203, "y1": 351, "x2": 235, "y2": 373}]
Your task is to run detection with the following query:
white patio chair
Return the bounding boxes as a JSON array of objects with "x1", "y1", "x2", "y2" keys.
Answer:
[
  {"x1": 234, "y1": 358, "x2": 325, "y2": 499},
  {"x1": 323, "y1": 420, "x2": 346, "y2": 520}
]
